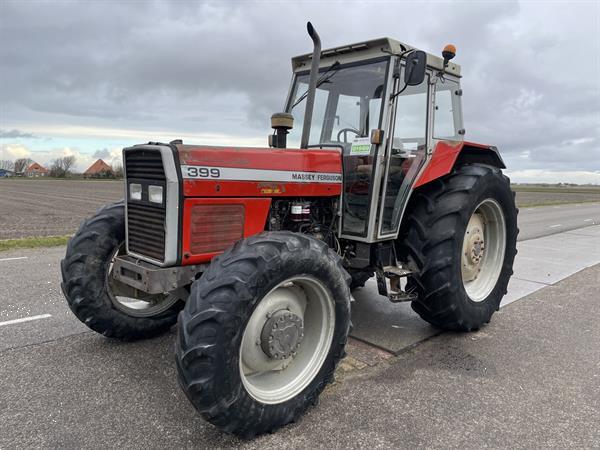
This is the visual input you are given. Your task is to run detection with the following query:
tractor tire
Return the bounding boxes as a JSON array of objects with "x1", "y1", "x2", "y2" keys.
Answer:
[
  {"x1": 176, "y1": 231, "x2": 351, "y2": 438},
  {"x1": 400, "y1": 164, "x2": 518, "y2": 331},
  {"x1": 347, "y1": 268, "x2": 374, "y2": 290},
  {"x1": 60, "y1": 201, "x2": 183, "y2": 340}
]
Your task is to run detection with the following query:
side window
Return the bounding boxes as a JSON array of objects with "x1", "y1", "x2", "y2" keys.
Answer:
[
  {"x1": 434, "y1": 79, "x2": 460, "y2": 140},
  {"x1": 393, "y1": 88, "x2": 428, "y2": 152}
]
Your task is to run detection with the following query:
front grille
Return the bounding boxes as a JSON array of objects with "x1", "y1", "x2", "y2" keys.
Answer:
[
  {"x1": 125, "y1": 149, "x2": 167, "y2": 263},
  {"x1": 189, "y1": 204, "x2": 244, "y2": 254}
]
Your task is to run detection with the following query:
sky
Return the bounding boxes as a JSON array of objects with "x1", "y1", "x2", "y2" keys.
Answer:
[{"x1": 0, "y1": 0, "x2": 599, "y2": 183}]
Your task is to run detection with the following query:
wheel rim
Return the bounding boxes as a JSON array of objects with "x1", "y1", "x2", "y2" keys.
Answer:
[
  {"x1": 106, "y1": 246, "x2": 183, "y2": 318},
  {"x1": 239, "y1": 276, "x2": 335, "y2": 404},
  {"x1": 461, "y1": 199, "x2": 506, "y2": 302}
]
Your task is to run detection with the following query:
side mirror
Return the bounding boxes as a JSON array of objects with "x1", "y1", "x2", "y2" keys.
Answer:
[{"x1": 404, "y1": 50, "x2": 427, "y2": 86}]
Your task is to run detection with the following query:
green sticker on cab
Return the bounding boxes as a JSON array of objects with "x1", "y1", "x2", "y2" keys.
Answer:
[{"x1": 350, "y1": 138, "x2": 372, "y2": 156}]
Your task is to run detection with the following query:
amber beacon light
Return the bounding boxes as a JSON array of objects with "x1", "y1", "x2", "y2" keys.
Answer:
[{"x1": 442, "y1": 44, "x2": 456, "y2": 68}]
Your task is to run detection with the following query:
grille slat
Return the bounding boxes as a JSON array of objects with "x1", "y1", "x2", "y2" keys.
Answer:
[
  {"x1": 125, "y1": 149, "x2": 166, "y2": 181},
  {"x1": 125, "y1": 149, "x2": 167, "y2": 262}
]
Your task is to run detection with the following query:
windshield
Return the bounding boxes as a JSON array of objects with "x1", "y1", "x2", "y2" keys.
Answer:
[{"x1": 286, "y1": 59, "x2": 389, "y2": 148}]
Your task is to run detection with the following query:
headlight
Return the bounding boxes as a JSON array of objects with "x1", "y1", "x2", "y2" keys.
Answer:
[
  {"x1": 148, "y1": 185, "x2": 163, "y2": 204},
  {"x1": 129, "y1": 183, "x2": 142, "y2": 201}
]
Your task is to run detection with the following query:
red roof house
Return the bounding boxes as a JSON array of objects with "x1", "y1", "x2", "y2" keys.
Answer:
[
  {"x1": 24, "y1": 162, "x2": 49, "y2": 177},
  {"x1": 84, "y1": 159, "x2": 113, "y2": 178}
]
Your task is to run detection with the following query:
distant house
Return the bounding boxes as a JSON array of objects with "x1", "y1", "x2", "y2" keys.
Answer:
[
  {"x1": 0, "y1": 169, "x2": 15, "y2": 177},
  {"x1": 24, "y1": 162, "x2": 48, "y2": 177},
  {"x1": 84, "y1": 159, "x2": 114, "y2": 178}
]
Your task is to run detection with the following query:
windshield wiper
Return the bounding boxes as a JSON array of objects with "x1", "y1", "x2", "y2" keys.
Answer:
[{"x1": 291, "y1": 61, "x2": 341, "y2": 110}]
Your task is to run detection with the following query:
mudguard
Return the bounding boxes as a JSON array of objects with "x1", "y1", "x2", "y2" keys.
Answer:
[{"x1": 414, "y1": 140, "x2": 505, "y2": 188}]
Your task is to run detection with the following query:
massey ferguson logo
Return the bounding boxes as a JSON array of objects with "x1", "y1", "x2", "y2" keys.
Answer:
[
  {"x1": 181, "y1": 165, "x2": 342, "y2": 184},
  {"x1": 291, "y1": 173, "x2": 342, "y2": 182}
]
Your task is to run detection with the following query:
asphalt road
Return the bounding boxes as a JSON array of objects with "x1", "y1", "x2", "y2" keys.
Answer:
[
  {"x1": 1, "y1": 252, "x2": 598, "y2": 448},
  {"x1": 517, "y1": 202, "x2": 600, "y2": 241},
  {"x1": 1, "y1": 205, "x2": 599, "y2": 447},
  {"x1": 1, "y1": 204, "x2": 598, "y2": 354}
]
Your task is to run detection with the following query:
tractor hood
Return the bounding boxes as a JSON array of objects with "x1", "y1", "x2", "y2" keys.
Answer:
[{"x1": 175, "y1": 144, "x2": 343, "y2": 197}]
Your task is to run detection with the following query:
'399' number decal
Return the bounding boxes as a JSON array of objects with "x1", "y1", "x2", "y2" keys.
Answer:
[{"x1": 186, "y1": 167, "x2": 221, "y2": 178}]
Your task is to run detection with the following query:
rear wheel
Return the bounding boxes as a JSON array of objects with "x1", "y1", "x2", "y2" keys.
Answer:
[
  {"x1": 176, "y1": 232, "x2": 351, "y2": 437},
  {"x1": 60, "y1": 201, "x2": 185, "y2": 340},
  {"x1": 400, "y1": 164, "x2": 518, "y2": 331}
]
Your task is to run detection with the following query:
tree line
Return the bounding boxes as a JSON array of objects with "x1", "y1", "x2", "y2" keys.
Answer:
[{"x1": 0, "y1": 157, "x2": 123, "y2": 178}]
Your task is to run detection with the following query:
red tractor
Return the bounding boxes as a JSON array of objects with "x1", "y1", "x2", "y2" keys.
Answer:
[{"x1": 61, "y1": 23, "x2": 517, "y2": 437}]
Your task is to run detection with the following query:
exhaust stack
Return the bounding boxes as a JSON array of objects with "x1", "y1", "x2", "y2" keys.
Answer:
[{"x1": 300, "y1": 22, "x2": 321, "y2": 149}]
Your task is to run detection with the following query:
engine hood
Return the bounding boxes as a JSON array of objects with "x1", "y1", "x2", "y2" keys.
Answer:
[{"x1": 175, "y1": 144, "x2": 343, "y2": 197}]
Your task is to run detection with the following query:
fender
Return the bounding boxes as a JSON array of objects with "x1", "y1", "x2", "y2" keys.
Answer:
[{"x1": 414, "y1": 140, "x2": 505, "y2": 188}]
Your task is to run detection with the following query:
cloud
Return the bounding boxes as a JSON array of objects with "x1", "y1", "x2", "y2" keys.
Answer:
[
  {"x1": 92, "y1": 148, "x2": 110, "y2": 160},
  {"x1": 0, "y1": 144, "x2": 32, "y2": 159},
  {"x1": 0, "y1": 129, "x2": 38, "y2": 139},
  {"x1": 506, "y1": 169, "x2": 600, "y2": 185},
  {"x1": 0, "y1": 1, "x2": 598, "y2": 182},
  {"x1": 92, "y1": 147, "x2": 127, "y2": 168}
]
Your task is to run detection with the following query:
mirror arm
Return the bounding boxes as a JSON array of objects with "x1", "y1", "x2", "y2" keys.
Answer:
[
  {"x1": 390, "y1": 49, "x2": 416, "y2": 100},
  {"x1": 390, "y1": 82, "x2": 409, "y2": 101}
]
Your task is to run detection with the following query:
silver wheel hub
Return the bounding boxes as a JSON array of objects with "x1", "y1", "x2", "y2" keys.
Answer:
[
  {"x1": 462, "y1": 214, "x2": 486, "y2": 281},
  {"x1": 260, "y1": 310, "x2": 304, "y2": 360},
  {"x1": 461, "y1": 199, "x2": 507, "y2": 302},
  {"x1": 239, "y1": 276, "x2": 335, "y2": 404}
]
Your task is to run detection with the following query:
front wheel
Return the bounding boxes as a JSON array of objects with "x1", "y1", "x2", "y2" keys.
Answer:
[
  {"x1": 175, "y1": 232, "x2": 351, "y2": 438},
  {"x1": 60, "y1": 201, "x2": 185, "y2": 340},
  {"x1": 400, "y1": 164, "x2": 518, "y2": 331}
]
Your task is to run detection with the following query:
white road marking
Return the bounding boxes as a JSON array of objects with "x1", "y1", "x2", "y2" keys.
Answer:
[
  {"x1": 0, "y1": 256, "x2": 28, "y2": 262},
  {"x1": 584, "y1": 218, "x2": 593, "y2": 222},
  {"x1": 0, "y1": 314, "x2": 52, "y2": 327},
  {"x1": 549, "y1": 224, "x2": 562, "y2": 228}
]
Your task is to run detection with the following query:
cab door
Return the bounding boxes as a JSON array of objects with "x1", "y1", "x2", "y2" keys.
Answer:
[{"x1": 377, "y1": 65, "x2": 432, "y2": 238}]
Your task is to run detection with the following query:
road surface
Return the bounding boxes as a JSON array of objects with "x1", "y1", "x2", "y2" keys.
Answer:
[
  {"x1": 1, "y1": 204, "x2": 599, "y2": 447},
  {"x1": 517, "y1": 202, "x2": 599, "y2": 241}
]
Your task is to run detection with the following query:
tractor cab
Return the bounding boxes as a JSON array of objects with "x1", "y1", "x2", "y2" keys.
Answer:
[{"x1": 283, "y1": 38, "x2": 464, "y2": 242}]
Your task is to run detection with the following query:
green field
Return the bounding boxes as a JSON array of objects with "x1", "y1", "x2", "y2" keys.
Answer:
[{"x1": 512, "y1": 184, "x2": 600, "y2": 207}]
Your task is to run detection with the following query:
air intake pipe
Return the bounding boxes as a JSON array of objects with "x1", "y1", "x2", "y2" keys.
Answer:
[{"x1": 300, "y1": 22, "x2": 321, "y2": 149}]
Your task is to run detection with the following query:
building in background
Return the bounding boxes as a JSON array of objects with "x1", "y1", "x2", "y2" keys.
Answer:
[
  {"x1": 84, "y1": 159, "x2": 114, "y2": 178},
  {"x1": 24, "y1": 162, "x2": 48, "y2": 177},
  {"x1": 0, "y1": 169, "x2": 15, "y2": 177}
]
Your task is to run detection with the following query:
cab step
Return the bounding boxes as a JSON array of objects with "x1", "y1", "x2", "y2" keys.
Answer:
[{"x1": 375, "y1": 265, "x2": 417, "y2": 303}]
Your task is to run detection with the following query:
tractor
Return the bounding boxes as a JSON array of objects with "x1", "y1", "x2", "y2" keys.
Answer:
[{"x1": 61, "y1": 23, "x2": 518, "y2": 437}]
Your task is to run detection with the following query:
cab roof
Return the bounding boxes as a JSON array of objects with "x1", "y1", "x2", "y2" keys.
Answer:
[{"x1": 292, "y1": 37, "x2": 461, "y2": 77}]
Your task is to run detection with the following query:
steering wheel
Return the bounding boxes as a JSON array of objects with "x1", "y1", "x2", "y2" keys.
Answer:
[{"x1": 336, "y1": 127, "x2": 360, "y2": 143}]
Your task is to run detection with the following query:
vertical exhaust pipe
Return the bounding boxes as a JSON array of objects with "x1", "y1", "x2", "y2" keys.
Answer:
[{"x1": 300, "y1": 22, "x2": 321, "y2": 149}]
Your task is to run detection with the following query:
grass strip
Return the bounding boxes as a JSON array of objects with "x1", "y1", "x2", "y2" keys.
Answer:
[
  {"x1": 517, "y1": 199, "x2": 600, "y2": 208},
  {"x1": 0, "y1": 235, "x2": 71, "y2": 252}
]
